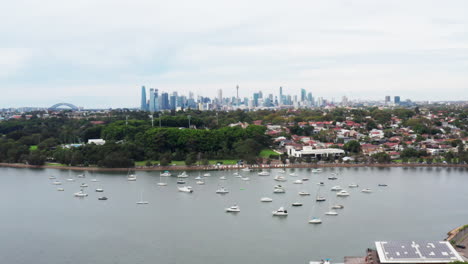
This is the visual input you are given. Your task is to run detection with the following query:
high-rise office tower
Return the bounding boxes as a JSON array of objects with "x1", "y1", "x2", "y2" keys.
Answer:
[
  {"x1": 217, "y1": 89, "x2": 222, "y2": 104},
  {"x1": 258, "y1": 91, "x2": 263, "y2": 99},
  {"x1": 140, "y1": 86, "x2": 147, "y2": 111},
  {"x1": 149, "y1": 88, "x2": 155, "y2": 112},
  {"x1": 385, "y1": 96, "x2": 391, "y2": 104},
  {"x1": 279, "y1": 86, "x2": 283, "y2": 105},
  {"x1": 236, "y1": 85, "x2": 239, "y2": 106},
  {"x1": 170, "y1": 92, "x2": 177, "y2": 110},
  {"x1": 394, "y1": 96, "x2": 401, "y2": 104},
  {"x1": 161, "y1": 92, "x2": 170, "y2": 110},
  {"x1": 301, "y1": 88, "x2": 306, "y2": 102},
  {"x1": 307, "y1": 92, "x2": 313, "y2": 105}
]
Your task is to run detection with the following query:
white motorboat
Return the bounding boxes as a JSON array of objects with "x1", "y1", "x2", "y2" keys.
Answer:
[
  {"x1": 272, "y1": 207, "x2": 288, "y2": 216},
  {"x1": 127, "y1": 174, "x2": 137, "y2": 181},
  {"x1": 67, "y1": 178, "x2": 75, "y2": 182},
  {"x1": 219, "y1": 176, "x2": 227, "y2": 180},
  {"x1": 348, "y1": 183, "x2": 359, "y2": 188},
  {"x1": 273, "y1": 188, "x2": 285, "y2": 193},
  {"x1": 311, "y1": 169, "x2": 320, "y2": 173},
  {"x1": 316, "y1": 196, "x2": 326, "y2": 202},
  {"x1": 325, "y1": 211, "x2": 338, "y2": 216},
  {"x1": 361, "y1": 188, "x2": 372, "y2": 193},
  {"x1": 330, "y1": 186, "x2": 342, "y2": 191},
  {"x1": 332, "y1": 205, "x2": 344, "y2": 209},
  {"x1": 233, "y1": 172, "x2": 239, "y2": 176},
  {"x1": 74, "y1": 189, "x2": 88, "y2": 197},
  {"x1": 260, "y1": 197, "x2": 273, "y2": 202},
  {"x1": 178, "y1": 186, "x2": 193, "y2": 193},
  {"x1": 77, "y1": 174, "x2": 85, "y2": 178},
  {"x1": 292, "y1": 202, "x2": 303, "y2": 207},
  {"x1": 309, "y1": 217, "x2": 322, "y2": 224},
  {"x1": 160, "y1": 171, "x2": 171, "y2": 177},
  {"x1": 293, "y1": 180, "x2": 303, "y2": 184},
  {"x1": 274, "y1": 175, "x2": 286, "y2": 182},
  {"x1": 52, "y1": 181, "x2": 62, "y2": 185},
  {"x1": 336, "y1": 190, "x2": 350, "y2": 197},
  {"x1": 57, "y1": 188, "x2": 64, "y2": 191},
  {"x1": 95, "y1": 188, "x2": 104, "y2": 192},
  {"x1": 241, "y1": 167, "x2": 252, "y2": 172},
  {"x1": 317, "y1": 182, "x2": 324, "y2": 186},
  {"x1": 273, "y1": 185, "x2": 285, "y2": 193},
  {"x1": 48, "y1": 176, "x2": 56, "y2": 179},
  {"x1": 203, "y1": 173, "x2": 211, "y2": 177},
  {"x1": 241, "y1": 177, "x2": 250, "y2": 181},
  {"x1": 91, "y1": 179, "x2": 99, "y2": 182},
  {"x1": 235, "y1": 175, "x2": 243, "y2": 178},
  {"x1": 258, "y1": 171, "x2": 270, "y2": 176},
  {"x1": 177, "y1": 171, "x2": 188, "y2": 178},
  {"x1": 195, "y1": 176, "x2": 203, "y2": 180},
  {"x1": 278, "y1": 169, "x2": 286, "y2": 174},
  {"x1": 225, "y1": 205, "x2": 240, "y2": 212},
  {"x1": 216, "y1": 187, "x2": 229, "y2": 194},
  {"x1": 80, "y1": 183, "x2": 88, "y2": 187},
  {"x1": 196, "y1": 180, "x2": 205, "y2": 185},
  {"x1": 177, "y1": 179, "x2": 186, "y2": 184},
  {"x1": 299, "y1": 191, "x2": 311, "y2": 196},
  {"x1": 289, "y1": 172, "x2": 297, "y2": 177}
]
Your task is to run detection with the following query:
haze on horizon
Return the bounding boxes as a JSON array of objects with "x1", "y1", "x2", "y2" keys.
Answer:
[{"x1": 0, "y1": 0, "x2": 467, "y2": 108}]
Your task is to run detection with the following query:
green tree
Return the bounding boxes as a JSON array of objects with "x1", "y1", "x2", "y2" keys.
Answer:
[{"x1": 344, "y1": 140, "x2": 361, "y2": 153}]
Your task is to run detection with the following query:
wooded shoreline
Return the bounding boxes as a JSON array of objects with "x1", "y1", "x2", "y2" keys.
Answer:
[{"x1": 1, "y1": 162, "x2": 467, "y2": 172}]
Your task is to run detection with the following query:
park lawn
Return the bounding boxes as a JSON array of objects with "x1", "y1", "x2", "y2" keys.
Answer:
[
  {"x1": 30, "y1": 145, "x2": 38, "y2": 150},
  {"x1": 260, "y1": 149, "x2": 279, "y2": 158},
  {"x1": 45, "y1": 162, "x2": 67, "y2": 167}
]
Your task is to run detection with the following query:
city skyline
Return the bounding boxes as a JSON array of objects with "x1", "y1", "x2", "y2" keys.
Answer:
[{"x1": 1, "y1": 0, "x2": 468, "y2": 108}]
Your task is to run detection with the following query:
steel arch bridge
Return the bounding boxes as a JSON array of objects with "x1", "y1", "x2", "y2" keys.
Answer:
[{"x1": 49, "y1": 103, "x2": 79, "y2": 111}]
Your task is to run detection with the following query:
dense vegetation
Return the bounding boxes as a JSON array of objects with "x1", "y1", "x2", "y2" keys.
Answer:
[{"x1": 0, "y1": 106, "x2": 466, "y2": 167}]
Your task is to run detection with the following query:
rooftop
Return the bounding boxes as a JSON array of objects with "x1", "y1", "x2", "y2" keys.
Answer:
[{"x1": 375, "y1": 241, "x2": 464, "y2": 263}]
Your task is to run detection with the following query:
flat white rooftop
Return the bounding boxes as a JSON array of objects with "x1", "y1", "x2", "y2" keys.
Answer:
[{"x1": 375, "y1": 241, "x2": 464, "y2": 263}]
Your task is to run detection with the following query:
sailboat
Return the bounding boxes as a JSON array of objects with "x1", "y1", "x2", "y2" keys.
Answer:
[
  {"x1": 127, "y1": 169, "x2": 137, "y2": 181},
  {"x1": 157, "y1": 171, "x2": 167, "y2": 186},
  {"x1": 324, "y1": 194, "x2": 338, "y2": 215},
  {"x1": 89, "y1": 171, "x2": 98, "y2": 182},
  {"x1": 136, "y1": 191, "x2": 149, "y2": 204},
  {"x1": 316, "y1": 186, "x2": 326, "y2": 202},
  {"x1": 67, "y1": 170, "x2": 75, "y2": 182},
  {"x1": 308, "y1": 200, "x2": 322, "y2": 224}
]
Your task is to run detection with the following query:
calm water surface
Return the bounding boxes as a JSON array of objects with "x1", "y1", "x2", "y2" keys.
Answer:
[{"x1": 0, "y1": 167, "x2": 467, "y2": 264}]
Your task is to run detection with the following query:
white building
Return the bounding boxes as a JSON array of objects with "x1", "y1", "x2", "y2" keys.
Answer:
[
  {"x1": 286, "y1": 146, "x2": 345, "y2": 159},
  {"x1": 87, "y1": 139, "x2": 106, "y2": 145}
]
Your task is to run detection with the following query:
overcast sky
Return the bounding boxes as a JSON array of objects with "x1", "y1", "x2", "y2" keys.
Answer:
[{"x1": 1, "y1": 0, "x2": 467, "y2": 108}]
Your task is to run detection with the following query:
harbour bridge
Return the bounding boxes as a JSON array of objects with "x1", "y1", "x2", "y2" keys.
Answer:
[{"x1": 48, "y1": 103, "x2": 79, "y2": 111}]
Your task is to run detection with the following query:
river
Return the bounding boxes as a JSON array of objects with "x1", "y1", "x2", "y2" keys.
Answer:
[{"x1": 0, "y1": 166, "x2": 467, "y2": 264}]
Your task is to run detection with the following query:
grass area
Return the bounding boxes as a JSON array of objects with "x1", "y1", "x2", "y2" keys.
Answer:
[
  {"x1": 135, "y1": 159, "x2": 239, "y2": 166},
  {"x1": 45, "y1": 162, "x2": 67, "y2": 167},
  {"x1": 29, "y1": 145, "x2": 38, "y2": 150},
  {"x1": 260, "y1": 149, "x2": 280, "y2": 158}
]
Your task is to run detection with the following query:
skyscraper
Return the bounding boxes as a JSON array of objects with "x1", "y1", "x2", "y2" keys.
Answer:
[
  {"x1": 149, "y1": 88, "x2": 155, "y2": 112},
  {"x1": 279, "y1": 86, "x2": 283, "y2": 105},
  {"x1": 217, "y1": 89, "x2": 222, "y2": 104},
  {"x1": 161, "y1": 92, "x2": 170, "y2": 110},
  {"x1": 394, "y1": 96, "x2": 401, "y2": 105},
  {"x1": 301, "y1": 88, "x2": 306, "y2": 102},
  {"x1": 140, "y1": 86, "x2": 147, "y2": 111},
  {"x1": 385, "y1": 96, "x2": 391, "y2": 104}
]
